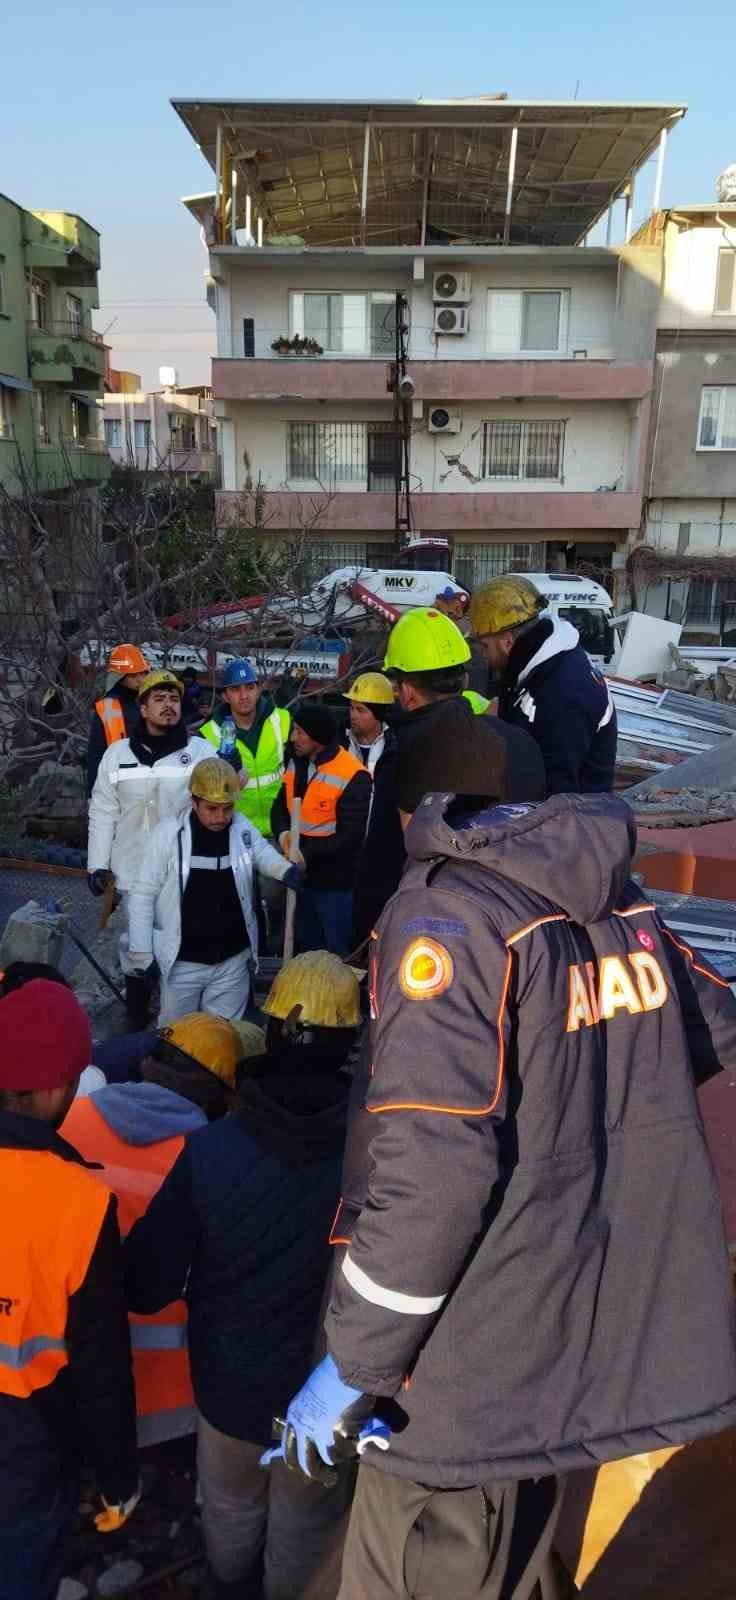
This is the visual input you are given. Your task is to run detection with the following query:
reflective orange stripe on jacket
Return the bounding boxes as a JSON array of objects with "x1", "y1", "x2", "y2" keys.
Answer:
[
  {"x1": 0, "y1": 1149, "x2": 109, "y2": 1400},
  {"x1": 95, "y1": 696, "x2": 127, "y2": 747},
  {"x1": 62, "y1": 1098, "x2": 195, "y2": 1445},
  {"x1": 283, "y1": 746, "x2": 366, "y2": 837}
]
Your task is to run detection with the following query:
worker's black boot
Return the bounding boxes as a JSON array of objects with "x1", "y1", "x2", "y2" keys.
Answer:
[{"x1": 124, "y1": 974, "x2": 150, "y2": 1030}]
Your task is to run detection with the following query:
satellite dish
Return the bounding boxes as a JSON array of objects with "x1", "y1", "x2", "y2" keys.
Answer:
[
  {"x1": 159, "y1": 365, "x2": 178, "y2": 389},
  {"x1": 716, "y1": 165, "x2": 736, "y2": 203}
]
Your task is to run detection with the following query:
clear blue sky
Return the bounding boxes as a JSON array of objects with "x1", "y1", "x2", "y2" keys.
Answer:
[{"x1": 3, "y1": 0, "x2": 734, "y2": 387}]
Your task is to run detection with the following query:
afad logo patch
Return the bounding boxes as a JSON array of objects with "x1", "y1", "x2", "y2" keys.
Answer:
[
  {"x1": 399, "y1": 937, "x2": 454, "y2": 1002},
  {"x1": 637, "y1": 929, "x2": 655, "y2": 952}
]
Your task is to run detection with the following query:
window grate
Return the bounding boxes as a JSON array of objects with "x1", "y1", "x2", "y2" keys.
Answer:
[
  {"x1": 243, "y1": 318, "x2": 255, "y2": 358},
  {"x1": 287, "y1": 421, "x2": 398, "y2": 488},
  {"x1": 454, "y1": 543, "x2": 543, "y2": 591},
  {"x1": 482, "y1": 419, "x2": 565, "y2": 481}
]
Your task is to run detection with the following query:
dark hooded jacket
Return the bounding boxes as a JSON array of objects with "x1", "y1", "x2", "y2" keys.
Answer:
[
  {"x1": 125, "y1": 1051, "x2": 349, "y2": 1443},
  {"x1": 326, "y1": 792, "x2": 736, "y2": 1487},
  {"x1": 498, "y1": 615, "x2": 617, "y2": 795}
]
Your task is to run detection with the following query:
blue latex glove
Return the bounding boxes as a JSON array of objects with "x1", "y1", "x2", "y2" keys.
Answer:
[{"x1": 260, "y1": 1354, "x2": 391, "y2": 1484}]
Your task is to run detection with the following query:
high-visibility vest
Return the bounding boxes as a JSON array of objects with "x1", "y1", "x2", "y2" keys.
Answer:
[
  {"x1": 62, "y1": 1097, "x2": 195, "y2": 1447},
  {"x1": 95, "y1": 695, "x2": 127, "y2": 747},
  {"x1": 283, "y1": 745, "x2": 366, "y2": 839},
  {"x1": 201, "y1": 706, "x2": 290, "y2": 837},
  {"x1": 462, "y1": 688, "x2": 492, "y2": 715},
  {"x1": 0, "y1": 1147, "x2": 108, "y2": 1400}
]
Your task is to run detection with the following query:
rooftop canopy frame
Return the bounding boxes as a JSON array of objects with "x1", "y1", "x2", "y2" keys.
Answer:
[{"x1": 172, "y1": 96, "x2": 686, "y2": 249}]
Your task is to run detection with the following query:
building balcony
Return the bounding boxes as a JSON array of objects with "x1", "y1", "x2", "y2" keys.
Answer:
[
  {"x1": 217, "y1": 487, "x2": 641, "y2": 534},
  {"x1": 212, "y1": 357, "x2": 652, "y2": 406},
  {"x1": 25, "y1": 211, "x2": 101, "y2": 285},
  {"x1": 28, "y1": 322, "x2": 106, "y2": 386},
  {"x1": 35, "y1": 436, "x2": 112, "y2": 490}
]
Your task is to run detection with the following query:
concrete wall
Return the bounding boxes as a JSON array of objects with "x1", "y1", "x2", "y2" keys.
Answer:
[
  {"x1": 648, "y1": 342, "x2": 736, "y2": 497},
  {"x1": 219, "y1": 256, "x2": 630, "y2": 363},
  {"x1": 222, "y1": 396, "x2": 631, "y2": 497},
  {"x1": 0, "y1": 195, "x2": 34, "y2": 488},
  {"x1": 660, "y1": 218, "x2": 736, "y2": 329},
  {"x1": 614, "y1": 248, "x2": 663, "y2": 360},
  {"x1": 645, "y1": 496, "x2": 736, "y2": 553}
]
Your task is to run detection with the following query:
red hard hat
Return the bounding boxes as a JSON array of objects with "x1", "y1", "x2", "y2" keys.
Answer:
[{"x1": 108, "y1": 643, "x2": 149, "y2": 675}]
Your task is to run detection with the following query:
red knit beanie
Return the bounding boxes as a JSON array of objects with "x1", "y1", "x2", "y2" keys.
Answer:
[{"x1": 0, "y1": 980, "x2": 92, "y2": 1091}]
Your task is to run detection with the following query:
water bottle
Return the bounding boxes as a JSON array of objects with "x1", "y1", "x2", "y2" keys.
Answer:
[{"x1": 219, "y1": 715, "x2": 241, "y2": 773}]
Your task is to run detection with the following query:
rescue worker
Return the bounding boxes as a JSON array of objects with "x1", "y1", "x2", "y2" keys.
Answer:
[
  {"x1": 62, "y1": 1012, "x2": 263, "y2": 1448},
  {"x1": 270, "y1": 785, "x2": 736, "y2": 1600},
  {"x1": 342, "y1": 672, "x2": 404, "y2": 954},
  {"x1": 125, "y1": 953, "x2": 358, "y2": 1600},
  {"x1": 87, "y1": 670, "x2": 212, "y2": 1027},
  {"x1": 201, "y1": 658, "x2": 291, "y2": 838},
  {"x1": 181, "y1": 666, "x2": 204, "y2": 726},
  {"x1": 128, "y1": 756, "x2": 300, "y2": 1022},
  {"x1": 87, "y1": 643, "x2": 150, "y2": 795},
  {"x1": 271, "y1": 702, "x2": 371, "y2": 957},
  {"x1": 434, "y1": 582, "x2": 469, "y2": 627},
  {"x1": 469, "y1": 575, "x2": 617, "y2": 794},
  {"x1": 384, "y1": 607, "x2": 545, "y2": 818},
  {"x1": 0, "y1": 980, "x2": 139, "y2": 1600}
]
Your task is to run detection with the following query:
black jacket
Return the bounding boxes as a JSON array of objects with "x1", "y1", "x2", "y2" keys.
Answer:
[
  {"x1": 271, "y1": 740, "x2": 372, "y2": 892},
  {"x1": 341, "y1": 725, "x2": 406, "y2": 951},
  {"x1": 0, "y1": 1113, "x2": 138, "y2": 1516},
  {"x1": 498, "y1": 616, "x2": 617, "y2": 795},
  {"x1": 326, "y1": 793, "x2": 736, "y2": 1486},
  {"x1": 87, "y1": 684, "x2": 140, "y2": 795},
  {"x1": 393, "y1": 695, "x2": 546, "y2": 816},
  {"x1": 124, "y1": 1057, "x2": 349, "y2": 1444}
]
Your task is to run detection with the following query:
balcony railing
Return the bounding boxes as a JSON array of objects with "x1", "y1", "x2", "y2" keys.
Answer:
[{"x1": 28, "y1": 320, "x2": 104, "y2": 346}]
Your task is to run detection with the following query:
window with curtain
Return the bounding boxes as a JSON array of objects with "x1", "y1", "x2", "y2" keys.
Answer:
[
  {"x1": 487, "y1": 289, "x2": 569, "y2": 355},
  {"x1": 287, "y1": 421, "x2": 396, "y2": 486},
  {"x1": 134, "y1": 420, "x2": 151, "y2": 450},
  {"x1": 698, "y1": 386, "x2": 736, "y2": 449},
  {"x1": 482, "y1": 419, "x2": 565, "y2": 481},
  {"x1": 715, "y1": 250, "x2": 736, "y2": 314}
]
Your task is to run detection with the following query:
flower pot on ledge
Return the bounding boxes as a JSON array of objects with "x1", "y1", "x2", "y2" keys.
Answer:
[{"x1": 271, "y1": 337, "x2": 324, "y2": 357}]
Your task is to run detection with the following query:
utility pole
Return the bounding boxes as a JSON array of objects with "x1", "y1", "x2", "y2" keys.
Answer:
[{"x1": 390, "y1": 291, "x2": 412, "y2": 545}]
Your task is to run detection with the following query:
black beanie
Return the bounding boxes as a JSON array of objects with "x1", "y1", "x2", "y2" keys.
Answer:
[
  {"x1": 291, "y1": 701, "x2": 337, "y2": 746},
  {"x1": 396, "y1": 699, "x2": 508, "y2": 814}
]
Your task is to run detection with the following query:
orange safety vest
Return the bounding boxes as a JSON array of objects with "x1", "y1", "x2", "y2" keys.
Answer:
[
  {"x1": 283, "y1": 745, "x2": 366, "y2": 838},
  {"x1": 0, "y1": 1147, "x2": 109, "y2": 1400},
  {"x1": 94, "y1": 695, "x2": 127, "y2": 747},
  {"x1": 62, "y1": 1097, "x2": 195, "y2": 1446}
]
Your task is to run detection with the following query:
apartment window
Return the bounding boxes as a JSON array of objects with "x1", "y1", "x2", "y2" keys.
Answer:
[
  {"x1": 66, "y1": 294, "x2": 83, "y2": 337},
  {"x1": 169, "y1": 414, "x2": 196, "y2": 451},
  {"x1": 305, "y1": 541, "x2": 378, "y2": 579},
  {"x1": 287, "y1": 421, "x2": 398, "y2": 487},
  {"x1": 69, "y1": 397, "x2": 80, "y2": 442},
  {"x1": 482, "y1": 419, "x2": 566, "y2": 481},
  {"x1": 697, "y1": 386, "x2": 736, "y2": 450},
  {"x1": 715, "y1": 250, "x2": 736, "y2": 314},
  {"x1": 454, "y1": 542, "x2": 543, "y2": 590},
  {"x1": 242, "y1": 317, "x2": 255, "y2": 358},
  {"x1": 487, "y1": 290, "x2": 569, "y2": 355},
  {"x1": 134, "y1": 420, "x2": 151, "y2": 450},
  {"x1": 0, "y1": 384, "x2": 13, "y2": 438},
  {"x1": 290, "y1": 292, "x2": 397, "y2": 356},
  {"x1": 28, "y1": 275, "x2": 48, "y2": 330},
  {"x1": 104, "y1": 418, "x2": 122, "y2": 448},
  {"x1": 34, "y1": 388, "x2": 50, "y2": 445}
]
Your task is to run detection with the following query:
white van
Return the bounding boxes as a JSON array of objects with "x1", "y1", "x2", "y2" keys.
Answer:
[{"x1": 507, "y1": 572, "x2": 617, "y2": 669}]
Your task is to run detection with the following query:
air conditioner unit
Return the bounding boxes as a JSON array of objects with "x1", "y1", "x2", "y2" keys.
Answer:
[
  {"x1": 433, "y1": 305, "x2": 470, "y2": 336},
  {"x1": 433, "y1": 270, "x2": 472, "y2": 303},
  {"x1": 428, "y1": 407, "x2": 462, "y2": 434}
]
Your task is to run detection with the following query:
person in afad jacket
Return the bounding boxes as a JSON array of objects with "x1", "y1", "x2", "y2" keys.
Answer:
[
  {"x1": 128, "y1": 757, "x2": 300, "y2": 1022},
  {"x1": 268, "y1": 777, "x2": 736, "y2": 1600},
  {"x1": 124, "y1": 952, "x2": 359, "y2": 1600},
  {"x1": 0, "y1": 982, "x2": 139, "y2": 1600},
  {"x1": 469, "y1": 575, "x2": 617, "y2": 795}
]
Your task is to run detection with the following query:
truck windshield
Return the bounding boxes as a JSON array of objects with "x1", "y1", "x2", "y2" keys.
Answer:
[{"x1": 558, "y1": 606, "x2": 615, "y2": 662}]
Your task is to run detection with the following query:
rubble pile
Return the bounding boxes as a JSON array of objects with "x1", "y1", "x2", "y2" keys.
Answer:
[
  {"x1": 659, "y1": 648, "x2": 736, "y2": 704},
  {"x1": 629, "y1": 786, "x2": 736, "y2": 829},
  {"x1": 61, "y1": 1442, "x2": 203, "y2": 1599}
]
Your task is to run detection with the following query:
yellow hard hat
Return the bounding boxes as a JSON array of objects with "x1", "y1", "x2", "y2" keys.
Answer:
[
  {"x1": 138, "y1": 669, "x2": 184, "y2": 700},
  {"x1": 343, "y1": 672, "x2": 395, "y2": 706},
  {"x1": 189, "y1": 757, "x2": 239, "y2": 804},
  {"x1": 157, "y1": 1012, "x2": 243, "y2": 1088},
  {"x1": 263, "y1": 951, "x2": 361, "y2": 1029},
  {"x1": 230, "y1": 1019, "x2": 267, "y2": 1061},
  {"x1": 383, "y1": 608, "x2": 471, "y2": 673},
  {"x1": 468, "y1": 577, "x2": 544, "y2": 638}
]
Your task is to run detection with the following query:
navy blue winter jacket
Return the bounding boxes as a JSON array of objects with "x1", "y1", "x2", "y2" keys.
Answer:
[
  {"x1": 498, "y1": 615, "x2": 617, "y2": 795},
  {"x1": 124, "y1": 1056, "x2": 349, "y2": 1444}
]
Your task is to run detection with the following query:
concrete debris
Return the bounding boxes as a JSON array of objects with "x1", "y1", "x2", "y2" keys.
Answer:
[
  {"x1": 0, "y1": 899, "x2": 66, "y2": 969},
  {"x1": 24, "y1": 759, "x2": 87, "y2": 821},
  {"x1": 95, "y1": 1562, "x2": 144, "y2": 1596},
  {"x1": 629, "y1": 787, "x2": 736, "y2": 829},
  {"x1": 660, "y1": 647, "x2": 736, "y2": 704}
]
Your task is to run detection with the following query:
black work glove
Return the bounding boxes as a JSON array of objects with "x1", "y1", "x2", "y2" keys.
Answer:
[{"x1": 88, "y1": 869, "x2": 112, "y2": 897}]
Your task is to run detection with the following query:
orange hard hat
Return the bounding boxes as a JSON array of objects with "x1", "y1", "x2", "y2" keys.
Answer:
[{"x1": 108, "y1": 643, "x2": 150, "y2": 676}]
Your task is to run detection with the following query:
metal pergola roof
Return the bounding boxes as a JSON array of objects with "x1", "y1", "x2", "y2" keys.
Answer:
[{"x1": 172, "y1": 96, "x2": 686, "y2": 248}]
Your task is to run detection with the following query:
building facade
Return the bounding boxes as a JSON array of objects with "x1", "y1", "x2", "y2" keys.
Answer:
[
  {"x1": 173, "y1": 97, "x2": 684, "y2": 591},
  {"x1": 0, "y1": 194, "x2": 109, "y2": 496},
  {"x1": 102, "y1": 379, "x2": 217, "y2": 481},
  {"x1": 632, "y1": 205, "x2": 736, "y2": 637}
]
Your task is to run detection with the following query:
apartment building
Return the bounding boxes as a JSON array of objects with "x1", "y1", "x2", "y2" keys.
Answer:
[
  {"x1": 173, "y1": 96, "x2": 685, "y2": 591},
  {"x1": 0, "y1": 193, "x2": 109, "y2": 496},
  {"x1": 632, "y1": 199, "x2": 736, "y2": 637},
  {"x1": 102, "y1": 374, "x2": 217, "y2": 480}
]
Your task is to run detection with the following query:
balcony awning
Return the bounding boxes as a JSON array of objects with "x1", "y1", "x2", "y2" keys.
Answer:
[{"x1": 0, "y1": 372, "x2": 33, "y2": 393}]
